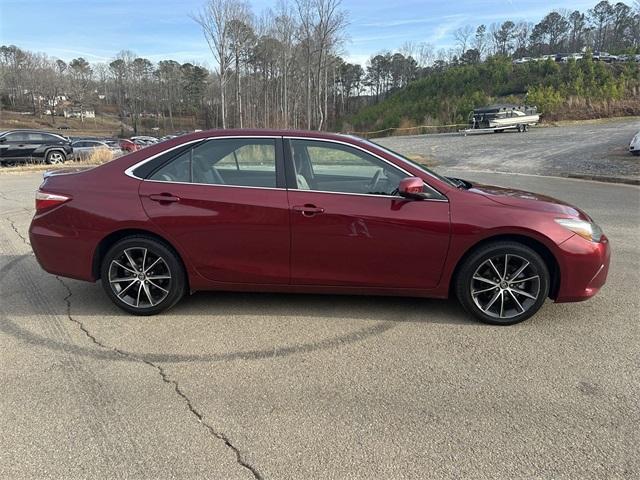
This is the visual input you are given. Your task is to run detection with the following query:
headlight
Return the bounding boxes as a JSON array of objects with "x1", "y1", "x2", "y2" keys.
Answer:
[{"x1": 555, "y1": 218, "x2": 603, "y2": 242}]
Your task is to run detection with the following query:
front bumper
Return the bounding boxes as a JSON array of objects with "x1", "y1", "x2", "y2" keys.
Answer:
[{"x1": 554, "y1": 233, "x2": 611, "y2": 302}]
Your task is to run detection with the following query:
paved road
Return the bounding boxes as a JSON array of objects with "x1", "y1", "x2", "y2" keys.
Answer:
[
  {"x1": 376, "y1": 117, "x2": 640, "y2": 180},
  {"x1": 1, "y1": 172, "x2": 639, "y2": 479}
]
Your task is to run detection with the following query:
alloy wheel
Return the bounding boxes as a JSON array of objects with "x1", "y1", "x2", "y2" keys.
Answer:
[
  {"x1": 47, "y1": 152, "x2": 65, "y2": 164},
  {"x1": 470, "y1": 253, "x2": 541, "y2": 319},
  {"x1": 108, "y1": 247, "x2": 172, "y2": 308}
]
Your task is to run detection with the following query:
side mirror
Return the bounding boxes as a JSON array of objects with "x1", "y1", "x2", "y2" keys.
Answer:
[{"x1": 398, "y1": 177, "x2": 426, "y2": 200}]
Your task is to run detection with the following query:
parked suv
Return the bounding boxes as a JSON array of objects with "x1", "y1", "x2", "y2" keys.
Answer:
[{"x1": 0, "y1": 130, "x2": 73, "y2": 165}]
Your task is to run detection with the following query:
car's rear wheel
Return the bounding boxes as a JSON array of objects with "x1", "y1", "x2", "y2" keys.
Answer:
[
  {"x1": 45, "y1": 150, "x2": 66, "y2": 165},
  {"x1": 455, "y1": 241, "x2": 550, "y2": 325},
  {"x1": 101, "y1": 236, "x2": 186, "y2": 315}
]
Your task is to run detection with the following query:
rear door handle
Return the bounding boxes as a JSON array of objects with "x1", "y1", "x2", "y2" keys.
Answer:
[
  {"x1": 149, "y1": 193, "x2": 180, "y2": 203},
  {"x1": 292, "y1": 204, "x2": 325, "y2": 216}
]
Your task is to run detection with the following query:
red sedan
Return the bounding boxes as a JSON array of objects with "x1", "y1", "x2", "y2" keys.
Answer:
[
  {"x1": 119, "y1": 138, "x2": 140, "y2": 153},
  {"x1": 29, "y1": 130, "x2": 610, "y2": 324}
]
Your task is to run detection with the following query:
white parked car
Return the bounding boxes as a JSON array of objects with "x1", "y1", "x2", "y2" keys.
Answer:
[
  {"x1": 131, "y1": 135, "x2": 158, "y2": 144},
  {"x1": 630, "y1": 131, "x2": 640, "y2": 156},
  {"x1": 71, "y1": 140, "x2": 121, "y2": 160}
]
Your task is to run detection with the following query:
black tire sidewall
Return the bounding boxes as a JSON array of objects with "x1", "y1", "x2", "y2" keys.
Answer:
[
  {"x1": 456, "y1": 242, "x2": 550, "y2": 325},
  {"x1": 100, "y1": 236, "x2": 186, "y2": 315}
]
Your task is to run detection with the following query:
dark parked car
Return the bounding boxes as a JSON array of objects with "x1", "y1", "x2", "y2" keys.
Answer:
[
  {"x1": 0, "y1": 130, "x2": 72, "y2": 165},
  {"x1": 29, "y1": 129, "x2": 610, "y2": 324}
]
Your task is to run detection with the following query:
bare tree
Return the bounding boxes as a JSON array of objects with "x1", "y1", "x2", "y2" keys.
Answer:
[
  {"x1": 312, "y1": 0, "x2": 347, "y2": 130},
  {"x1": 68, "y1": 58, "x2": 93, "y2": 122},
  {"x1": 416, "y1": 42, "x2": 434, "y2": 67},
  {"x1": 228, "y1": 3, "x2": 255, "y2": 127},
  {"x1": 454, "y1": 25, "x2": 474, "y2": 56},
  {"x1": 473, "y1": 25, "x2": 487, "y2": 58},
  {"x1": 514, "y1": 21, "x2": 532, "y2": 55},
  {"x1": 295, "y1": 0, "x2": 315, "y2": 129},
  {"x1": 40, "y1": 58, "x2": 67, "y2": 123},
  {"x1": 271, "y1": 1, "x2": 296, "y2": 127},
  {"x1": 193, "y1": 0, "x2": 242, "y2": 128}
]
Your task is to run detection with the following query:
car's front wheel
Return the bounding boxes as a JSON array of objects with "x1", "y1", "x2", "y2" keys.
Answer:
[
  {"x1": 455, "y1": 241, "x2": 550, "y2": 325},
  {"x1": 101, "y1": 236, "x2": 186, "y2": 315}
]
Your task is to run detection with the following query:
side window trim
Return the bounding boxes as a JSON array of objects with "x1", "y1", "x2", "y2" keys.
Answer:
[{"x1": 282, "y1": 138, "x2": 298, "y2": 189}]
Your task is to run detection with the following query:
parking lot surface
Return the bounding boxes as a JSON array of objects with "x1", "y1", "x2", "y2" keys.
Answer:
[
  {"x1": 1, "y1": 170, "x2": 639, "y2": 479},
  {"x1": 377, "y1": 117, "x2": 640, "y2": 180}
]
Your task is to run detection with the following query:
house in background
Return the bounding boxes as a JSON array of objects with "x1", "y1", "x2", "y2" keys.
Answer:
[{"x1": 63, "y1": 108, "x2": 95, "y2": 119}]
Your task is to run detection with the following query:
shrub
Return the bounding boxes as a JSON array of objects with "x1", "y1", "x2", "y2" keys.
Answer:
[{"x1": 85, "y1": 147, "x2": 114, "y2": 164}]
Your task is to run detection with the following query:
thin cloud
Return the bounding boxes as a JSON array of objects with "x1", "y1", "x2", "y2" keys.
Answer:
[{"x1": 362, "y1": 17, "x2": 434, "y2": 28}]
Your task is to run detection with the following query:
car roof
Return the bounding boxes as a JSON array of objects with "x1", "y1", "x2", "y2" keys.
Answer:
[
  {"x1": 172, "y1": 128, "x2": 363, "y2": 144},
  {"x1": 0, "y1": 129, "x2": 66, "y2": 138}
]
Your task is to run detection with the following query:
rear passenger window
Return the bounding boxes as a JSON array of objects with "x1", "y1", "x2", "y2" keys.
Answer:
[
  {"x1": 192, "y1": 139, "x2": 276, "y2": 187},
  {"x1": 148, "y1": 138, "x2": 277, "y2": 188},
  {"x1": 149, "y1": 149, "x2": 191, "y2": 183},
  {"x1": 26, "y1": 133, "x2": 46, "y2": 142}
]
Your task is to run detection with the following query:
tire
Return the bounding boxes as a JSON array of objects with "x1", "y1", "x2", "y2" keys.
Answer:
[
  {"x1": 100, "y1": 236, "x2": 186, "y2": 315},
  {"x1": 632, "y1": 151, "x2": 640, "y2": 156},
  {"x1": 45, "y1": 150, "x2": 66, "y2": 165},
  {"x1": 455, "y1": 241, "x2": 550, "y2": 325}
]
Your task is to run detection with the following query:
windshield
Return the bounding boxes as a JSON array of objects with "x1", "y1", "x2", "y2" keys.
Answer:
[{"x1": 360, "y1": 138, "x2": 457, "y2": 188}]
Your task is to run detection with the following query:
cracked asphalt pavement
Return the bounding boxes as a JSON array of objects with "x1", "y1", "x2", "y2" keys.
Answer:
[{"x1": 1, "y1": 171, "x2": 639, "y2": 479}]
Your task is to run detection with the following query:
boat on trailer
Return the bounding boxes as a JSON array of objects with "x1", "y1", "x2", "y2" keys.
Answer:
[{"x1": 461, "y1": 104, "x2": 539, "y2": 135}]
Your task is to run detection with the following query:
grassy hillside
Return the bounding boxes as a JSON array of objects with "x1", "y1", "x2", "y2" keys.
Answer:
[
  {"x1": 345, "y1": 56, "x2": 640, "y2": 136},
  {"x1": 0, "y1": 110, "x2": 203, "y2": 138}
]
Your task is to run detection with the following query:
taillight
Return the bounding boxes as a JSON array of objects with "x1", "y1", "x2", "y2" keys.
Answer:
[{"x1": 35, "y1": 191, "x2": 71, "y2": 212}]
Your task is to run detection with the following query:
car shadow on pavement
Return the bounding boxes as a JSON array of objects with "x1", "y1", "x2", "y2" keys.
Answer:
[
  {"x1": 1, "y1": 254, "x2": 470, "y2": 325},
  {"x1": 0, "y1": 254, "x2": 482, "y2": 364},
  {"x1": 175, "y1": 290, "x2": 470, "y2": 325}
]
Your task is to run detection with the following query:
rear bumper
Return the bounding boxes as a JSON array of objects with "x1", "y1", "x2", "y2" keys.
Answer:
[
  {"x1": 554, "y1": 234, "x2": 611, "y2": 302},
  {"x1": 29, "y1": 219, "x2": 97, "y2": 282}
]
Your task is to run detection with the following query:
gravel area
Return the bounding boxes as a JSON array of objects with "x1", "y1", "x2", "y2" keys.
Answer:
[{"x1": 375, "y1": 117, "x2": 640, "y2": 180}]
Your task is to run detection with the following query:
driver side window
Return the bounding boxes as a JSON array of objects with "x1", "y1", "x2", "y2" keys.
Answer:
[{"x1": 289, "y1": 139, "x2": 405, "y2": 196}]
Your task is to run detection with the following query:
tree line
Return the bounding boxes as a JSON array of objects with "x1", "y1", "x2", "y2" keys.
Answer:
[
  {"x1": 362, "y1": 0, "x2": 640, "y2": 104},
  {"x1": 0, "y1": 0, "x2": 638, "y2": 135},
  {"x1": 347, "y1": 55, "x2": 640, "y2": 134},
  {"x1": 0, "y1": 0, "x2": 351, "y2": 133}
]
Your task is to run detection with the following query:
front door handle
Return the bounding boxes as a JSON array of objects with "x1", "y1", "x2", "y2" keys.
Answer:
[
  {"x1": 149, "y1": 193, "x2": 180, "y2": 203},
  {"x1": 292, "y1": 204, "x2": 325, "y2": 216}
]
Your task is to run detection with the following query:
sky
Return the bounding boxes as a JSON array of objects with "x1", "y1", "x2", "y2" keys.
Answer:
[{"x1": 0, "y1": 0, "x2": 599, "y2": 67}]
